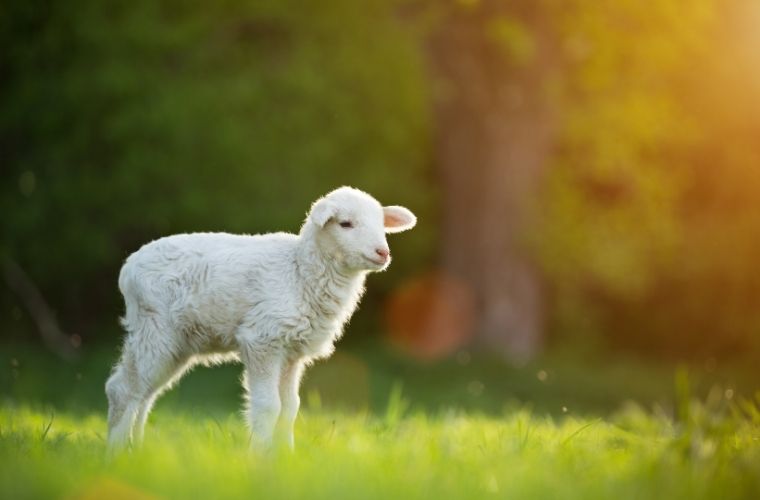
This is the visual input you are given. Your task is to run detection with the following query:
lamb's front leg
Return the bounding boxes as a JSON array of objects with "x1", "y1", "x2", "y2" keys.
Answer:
[
  {"x1": 278, "y1": 359, "x2": 304, "y2": 450},
  {"x1": 240, "y1": 343, "x2": 282, "y2": 451}
]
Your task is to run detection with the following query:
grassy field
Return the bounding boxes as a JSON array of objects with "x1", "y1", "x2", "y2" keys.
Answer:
[
  {"x1": 2, "y1": 398, "x2": 760, "y2": 499},
  {"x1": 2, "y1": 342, "x2": 760, "y2": 499}
]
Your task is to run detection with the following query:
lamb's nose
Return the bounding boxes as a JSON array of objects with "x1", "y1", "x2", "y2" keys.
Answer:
[{"x1": 376, "y1": 248, "x2": 390, "y2": 260}]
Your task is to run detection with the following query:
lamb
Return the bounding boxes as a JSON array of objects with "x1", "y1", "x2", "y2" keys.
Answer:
[{"x1": 105, "y1": 186, "x2": 416, "y2": 453}]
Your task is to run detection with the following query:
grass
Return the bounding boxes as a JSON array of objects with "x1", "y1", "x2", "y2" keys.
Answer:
[
  {"x1": 2, "y1": 396, "x2": 760, "y2": 499},
  {"x1": 1, "y1": 341, "x2": 760, "y2": 499}
]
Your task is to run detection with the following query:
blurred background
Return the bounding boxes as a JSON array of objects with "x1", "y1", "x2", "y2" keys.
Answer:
[{"x1": 2, "y1": 0, "x2": 760, "y2": 417}]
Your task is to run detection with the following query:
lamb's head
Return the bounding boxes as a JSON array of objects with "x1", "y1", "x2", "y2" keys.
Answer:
[{"x1": 306, "y1": 187, "x2": 416, "y2": 272}]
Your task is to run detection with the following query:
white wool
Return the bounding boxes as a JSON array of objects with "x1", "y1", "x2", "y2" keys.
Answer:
[{"x1": 105, "y1": 186, "x2": 416, "y2": 452}]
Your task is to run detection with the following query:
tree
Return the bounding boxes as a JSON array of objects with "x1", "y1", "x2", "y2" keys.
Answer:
[
  {"x1": 427, "y1": 1, "x2": 556, "y2": 361},
  {"x1": 0, "y1": 0, "x2": 434, "y2": 340}
]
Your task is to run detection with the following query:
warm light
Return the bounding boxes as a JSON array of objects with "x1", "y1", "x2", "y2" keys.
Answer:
[{"x1": 384, "y1": 272, "x2": 476, "y2": 361}]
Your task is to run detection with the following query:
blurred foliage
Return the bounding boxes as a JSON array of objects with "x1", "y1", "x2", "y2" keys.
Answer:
[
  {"x1": 2, "y1": 0, "x2": 760, "y2": 362},
  {"x1": 3, "y1": 340, "x2": 757, "y2": 419},
  {"x1": 533, "y1": 0, "x2": 760, "y2": 358},
  {"x1": 0, "y1": 0, "x2": 435, "y2": 336}
]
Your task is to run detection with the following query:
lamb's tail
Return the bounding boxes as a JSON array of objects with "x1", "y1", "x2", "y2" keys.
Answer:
[
  {"x1": 117, "y1": 256, "x2": 134, "y2": 296},
  {"x1": 117, "y1": 258, "x2": 138, "y2": 331}
]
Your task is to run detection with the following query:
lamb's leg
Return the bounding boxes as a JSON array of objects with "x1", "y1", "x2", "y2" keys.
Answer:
[
  {"x1": 133, "y1": 357, "x2": 192, "y2": 445},
  {"x1": 106, "y1": 334, "x2": 186, "y2": 453},
  {"x1": 132, "y1": 396, "x2": 156, "y2": 446},
  {"x1": 240, "y1": 342, "x2": 282, "y2": 451},
  {"x1": 278, "y1": 359, "x2": 304, "y2": 450},
  {"x1": 105, "y1": 363, "x2": 138, "y2": 453}
]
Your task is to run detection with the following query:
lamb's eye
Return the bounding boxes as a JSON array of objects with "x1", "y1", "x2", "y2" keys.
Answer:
[{"x1": 339, "y1": 221, "x2": 354, "y2": 229}]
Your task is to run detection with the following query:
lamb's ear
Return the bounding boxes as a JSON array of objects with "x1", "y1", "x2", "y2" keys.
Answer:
[
  {"x1": 383, "y1": 205, "x2": 417, "y2": 233},
  {"x1": 309, "y1": 198, "x2": 336, "y2": 227}
]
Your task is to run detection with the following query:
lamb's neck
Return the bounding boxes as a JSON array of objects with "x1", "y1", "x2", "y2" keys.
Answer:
[{"x1": 295, "y1": 226, "x2": 367, "y2": 317}]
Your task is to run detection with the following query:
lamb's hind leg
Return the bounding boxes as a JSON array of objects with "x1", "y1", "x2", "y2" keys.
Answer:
[
  {"x1": 106, "y1": 327, "x2": 187, "y2": 453},
  {"x1": 133, "y1": 356, "x2": 192, "y2": 445},
  {"x1": 105, "y1": 362, "x2": 137, "y2": 452}
]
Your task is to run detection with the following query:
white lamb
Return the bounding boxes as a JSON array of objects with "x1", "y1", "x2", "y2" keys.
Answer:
[{"x1": 105, "y1": 186, "x2": 416, "y2": 452}]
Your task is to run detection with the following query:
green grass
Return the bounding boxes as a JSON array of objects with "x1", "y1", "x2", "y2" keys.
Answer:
[
  {"x1": 1, "y1": 342, "x2": 760, "y2": 499},
  {"x1": 2, "y1": 389, "x2": 760, "y2": 499}
]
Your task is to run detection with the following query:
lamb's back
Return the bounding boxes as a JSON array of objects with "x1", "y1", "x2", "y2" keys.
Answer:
[{"x1": 119, "y1": 231, "x2": 298, "y2": 304}]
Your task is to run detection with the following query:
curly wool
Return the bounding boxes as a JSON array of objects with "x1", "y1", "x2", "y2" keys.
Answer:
[{"x1": 105, "y1": 186, "x2": 416, "y2": 452}]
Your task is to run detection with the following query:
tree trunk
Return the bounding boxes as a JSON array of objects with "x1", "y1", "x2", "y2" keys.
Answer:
[
  {"x1": 427, "y1": 4, "x2": 555, "y2": 362},
  {"x1": 3, "y1": 258, "x2": 79, "y2": 361}
]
